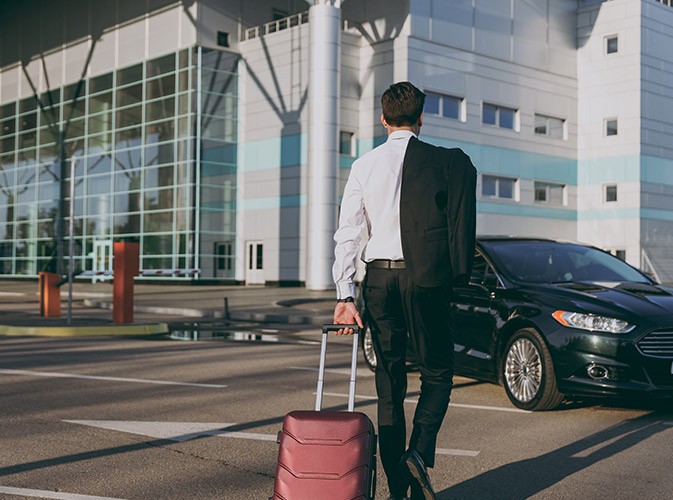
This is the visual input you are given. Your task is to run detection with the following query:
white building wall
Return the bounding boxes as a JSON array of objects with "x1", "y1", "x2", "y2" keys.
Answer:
[
  {"x1": 238, "y1": 21, "x2": 310, "y2": 284},
  {"x1": 407, "y1": 0, "x2": 578, "y2": 243},
  {"x1": 639, "y1": 0, "x2": 673, "y2": 282},
  {"x1": 577, "y1": 0, "x2": 642, "y2": 267}
]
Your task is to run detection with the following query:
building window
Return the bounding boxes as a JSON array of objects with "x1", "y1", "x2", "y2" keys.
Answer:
[
  {"x1": 605, "y1": 118, "x2": 618, "y2": 136},
  {"x1": 655, "y1": 0, "x2": 672, "y2": 6},
  {"x1": 424, "y1": 91, "x2": 465, "y2": 121},
  {"x1": 609, "y1": 249, "x2": 626, "y2": 261},
  {"x1": 534, "y1": 181, "x2": 566, "y2": 205},
  {"x1": 534, "y1": 114, "x2": 566, "y2": 139},
  {"x1": 339, "y1": 131, "x2": 355, "y2": 156},
  {"x1": 605, "y1": 35, "x2": 618, "y2": 54},
  {"x1": 604, "y1": 184, "x2": 618, "y2": 203},
  {"x1": 482, "y1": 174, "x2": 517, "y2": 200},
  {"x1": 483, "y1": 103, "x2": 518, "y2": 131},
  {"x1": 216, "y1": 241, "x2": 233, "y2": 271},
  {"x1": 217, "y1": 31, "x2": 230, "y2": 48}
]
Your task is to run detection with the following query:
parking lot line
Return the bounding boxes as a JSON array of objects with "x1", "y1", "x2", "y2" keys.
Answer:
[
  {"x1": 320, "y1": 392, "x2": 529, "y2": 414},
  {"x1": 64, "y1": 420, "x2": 476, "y2": 456},
  {"x1": 290, "y1": 365, "x2": 374, "y2": 377},
  {"x1": 0, "y1": 369, "x2": 226, "y2": 388},
  {"x1": 0, "y1": 486, "x2": 126, "y2": 500}
]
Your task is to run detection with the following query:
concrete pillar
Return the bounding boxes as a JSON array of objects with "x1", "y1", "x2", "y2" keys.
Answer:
[{"x1": 306, "y1": 1, "x2": 340, "y2": 290}]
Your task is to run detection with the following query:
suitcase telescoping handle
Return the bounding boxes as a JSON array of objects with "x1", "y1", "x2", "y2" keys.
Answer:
[{"x1": 316, "y1": 324, "x2": 361, "y2": 412}]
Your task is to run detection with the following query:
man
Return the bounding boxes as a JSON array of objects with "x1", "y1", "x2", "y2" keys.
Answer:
[{"x1": 332, "y1": 81, "x2": 477, "y2": 500}]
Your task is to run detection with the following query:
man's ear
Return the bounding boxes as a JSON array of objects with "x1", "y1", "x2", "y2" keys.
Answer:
[
  {"x1": 418, "y1": 113, "x2": 423, "y2": 127},
  {"x1": 381, "y1": 114, "x2": 387, "y2": 128}
]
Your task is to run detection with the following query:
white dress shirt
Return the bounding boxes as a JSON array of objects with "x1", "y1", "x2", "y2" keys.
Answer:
[{"x1": 332, "y1": 130, "x2": 416, "y2": 299}]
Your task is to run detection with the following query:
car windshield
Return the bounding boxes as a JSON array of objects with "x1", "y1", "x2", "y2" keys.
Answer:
[{"x1": 482, "y1": 240, "x2": 650, "y2": 284}]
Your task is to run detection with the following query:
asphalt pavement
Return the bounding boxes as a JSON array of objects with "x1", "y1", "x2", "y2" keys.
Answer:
[{"x1": 0, "y1": 279, "x2": 337, "y2": 337}]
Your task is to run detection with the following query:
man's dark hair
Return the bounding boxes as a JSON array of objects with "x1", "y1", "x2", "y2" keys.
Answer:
[{"x1": 381, "y1": 81, "x2": 426, "y2": 127}]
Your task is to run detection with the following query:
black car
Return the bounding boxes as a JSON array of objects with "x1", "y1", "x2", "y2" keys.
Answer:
[{"x1": 361, "y1": 237, "x2": 673, "y2": 411}]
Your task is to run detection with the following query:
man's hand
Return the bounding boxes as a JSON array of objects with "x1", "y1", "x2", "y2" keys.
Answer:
[{"x1": 333, "y1": 302, "x2": 364, "y2": 335}]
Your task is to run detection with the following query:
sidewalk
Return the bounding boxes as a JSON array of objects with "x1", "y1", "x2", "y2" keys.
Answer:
[{"x1": 0, "y1": 280, "x2": 336, "y2": 337}]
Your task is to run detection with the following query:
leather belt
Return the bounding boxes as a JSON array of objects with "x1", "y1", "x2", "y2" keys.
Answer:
[{"x1": 367, "y1": 259, "x2": 406, "y2": 270}]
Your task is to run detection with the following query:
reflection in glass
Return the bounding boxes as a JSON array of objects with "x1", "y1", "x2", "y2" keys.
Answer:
[
  {"x1": 87, "y1": 174, "x2": 112, "y2": 195},
  {"x1": 143, "y1": 233, "x2": 174, "y2": 255},
  {"x1": 89, "y1": 92, "x2": 112, "y2": 114},
  {"x1": 116, "y1": 83, "x2": 143, "y2": 108},
  {"x1": 482, "y1": 104, "x2": 497, "y2": 126},
  {"x1": 116, "y1": 105, "x2": 143, "y2": 128},
  {"x1": 147, "y1": 54, "x2": 175, "y2": 78},
  {"x1": 1, "y1": 117, "x2": 16, "y2": 136},
  {"x1": 147, "y1": 74, "x2": 175, "y2": 100},
  {"x1": 90, "y1": 73, "x2": 113, "y2": 94},
  {"x1": 144, "y1": 164, "x2": 174, "y2": 189},
  {"x1": 118, "y1": 63, "x2": 143, "y2": 86},
  {"x1": 144, "y1": 188, "x2": 174, "y2": 211},
  {"x1": 146, "y1": 97, "x2": 175, "y2": 122},
  {"x1": 145, "y1": 119, "x2": 175, "y2": 144},
  {"x1": 19, "y1": 97, "x2": 37, "y2": 114},
  {"x1": 115, "y1": 127, "x2": 142, "y2": 149},
  {"x1": 144, "y1": 210, "x2": 173, "y2": 232},
  {"x1": 89, "y1": 112, "x2": 112, "y2": 135},
  {"x1": 87, "y1": 154, "x2": 112, "y2": 175}
]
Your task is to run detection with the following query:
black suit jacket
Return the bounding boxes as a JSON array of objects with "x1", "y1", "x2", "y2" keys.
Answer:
[{"x1": 399, "y1": 136, "x2": 477, "y2": 288}]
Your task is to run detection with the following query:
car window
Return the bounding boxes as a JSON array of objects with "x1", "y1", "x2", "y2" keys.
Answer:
[
  {"x1": 470, "y1": 252, "x2": 499, "y2": 287},
  {"x1": 483, "y1": 241, "x2": 649, "y2": 284},
  {"x1": 470, "y1": 253, "x2": 486, "y2": 285}
]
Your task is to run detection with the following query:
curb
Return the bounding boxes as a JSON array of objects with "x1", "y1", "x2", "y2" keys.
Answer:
[{"x1": 0, "y1": 322, "x2": 169, "y2": 338}]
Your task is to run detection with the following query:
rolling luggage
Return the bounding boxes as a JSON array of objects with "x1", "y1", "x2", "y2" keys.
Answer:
[{"x1": 272, "y1": 324, "x2": 377, "y2": 500}]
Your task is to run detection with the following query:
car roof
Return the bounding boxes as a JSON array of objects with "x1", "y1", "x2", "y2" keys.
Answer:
[{"x1": 477, "y1": 235, "x2": 587, "y2": 246}]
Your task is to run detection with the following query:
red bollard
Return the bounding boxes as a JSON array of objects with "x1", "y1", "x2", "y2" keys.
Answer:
[
  {"x1": 38, "y1": 271, "x2": 61, "y2": 317},
  {"x1": 113, "y1": 241, "x2": 140, "y2": 324}
]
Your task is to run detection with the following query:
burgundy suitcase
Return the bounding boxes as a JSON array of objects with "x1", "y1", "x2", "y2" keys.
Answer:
[{"x1": 272, "y1": 324, "x2": 377, "y2": 500}]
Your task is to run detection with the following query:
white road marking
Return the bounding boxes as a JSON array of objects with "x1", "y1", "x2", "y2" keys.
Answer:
[
  {"x1": 290, "y1": 366, "x2": 374, "y2": 377},
  {"x1": 64, "y1": 420, "x2": 276, "y2": 443},
  {"x1": 64, "y1": 421, "x2": 473, "y2": 456},
  {"x1": 0, "y1": 369, "x2": 225, "y2": 388},
  {"x1": 217, "y1": 431, "x2": 278, "y2": 442},
  {"x1": 321, "y1": 392, "x2": 530, "y2": 414},
  {"x1": 0, "y1": 292, "x2": 26, "y2": 297},
  {"x1": 436, "y1": 448, "x2": 480, "y2": 457},
  {"x1": 0, "y1": 486, "x2": 126, "y2": 500},
  {"x1": 447, "y1": 402, "x2": 531, "y2": 414},
  {"x1": 64, "y1": 420, "x2": 237, "y2": 442}
]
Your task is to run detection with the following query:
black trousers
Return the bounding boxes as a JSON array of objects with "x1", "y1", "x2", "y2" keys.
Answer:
[{"x1": 363, "y1": 266, "x2": 454, "y2": 496}]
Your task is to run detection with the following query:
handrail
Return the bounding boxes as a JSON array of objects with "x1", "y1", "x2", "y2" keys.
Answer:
[{"x1": 241, "y1": 11, "x2": 309, "y2": 42}]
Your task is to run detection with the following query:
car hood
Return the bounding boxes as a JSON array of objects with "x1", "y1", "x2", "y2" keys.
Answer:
[{"x1": 528, "y1": 281, "x2": 673, "y2": 318}]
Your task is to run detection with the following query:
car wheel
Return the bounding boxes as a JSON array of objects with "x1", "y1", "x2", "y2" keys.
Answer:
[
  {"x1": 361, "y1": 325, "x2": 377, "y2": 371},
  {"x1": 502, "y1": 328, "x2": 563, "y2": 411}
]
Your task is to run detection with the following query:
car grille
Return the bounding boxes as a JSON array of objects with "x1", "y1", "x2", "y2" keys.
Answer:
[{"x1": 637, "y1": 329, "x2": 673, "y2": 357}]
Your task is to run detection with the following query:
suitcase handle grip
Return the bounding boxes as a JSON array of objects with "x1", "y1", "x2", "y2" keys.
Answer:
[
  {"x1": 322, "y1": 323, "x2": 361, "y2": 334},
  {"x1": 316, "y1": 324, "x2": 361, "y2": 412}
]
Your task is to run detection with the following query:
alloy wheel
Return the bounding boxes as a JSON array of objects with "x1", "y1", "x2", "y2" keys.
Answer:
[{"x1": 504, "y1": 337, "x2": 542, "y2": 403}]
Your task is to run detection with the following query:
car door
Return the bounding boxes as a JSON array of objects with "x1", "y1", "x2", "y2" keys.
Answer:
[{"x1": 452, "y1": 251, "x2": 500, "y2": 380}]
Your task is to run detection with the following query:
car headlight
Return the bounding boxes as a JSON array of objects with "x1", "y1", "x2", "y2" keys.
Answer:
[{"x1": 552, "y1": 310, "x2": 635, "y2": 334}]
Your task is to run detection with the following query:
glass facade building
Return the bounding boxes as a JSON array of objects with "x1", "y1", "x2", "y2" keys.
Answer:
[{"x1": 0, "y1": 46, "x2": 238, "y2": 280}]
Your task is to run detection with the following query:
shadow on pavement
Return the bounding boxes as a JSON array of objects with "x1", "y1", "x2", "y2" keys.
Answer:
[{"x1": 437, "y1": 412, "x2": 670, "y2": 499}]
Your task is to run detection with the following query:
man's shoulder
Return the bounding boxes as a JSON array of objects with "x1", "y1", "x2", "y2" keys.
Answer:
[
  {"x1": 412, "y1": 138, "x2": 469, "y2": 160},
  {"x1": 351, "y1": 140, "x2": 390, "y2": 167}
]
